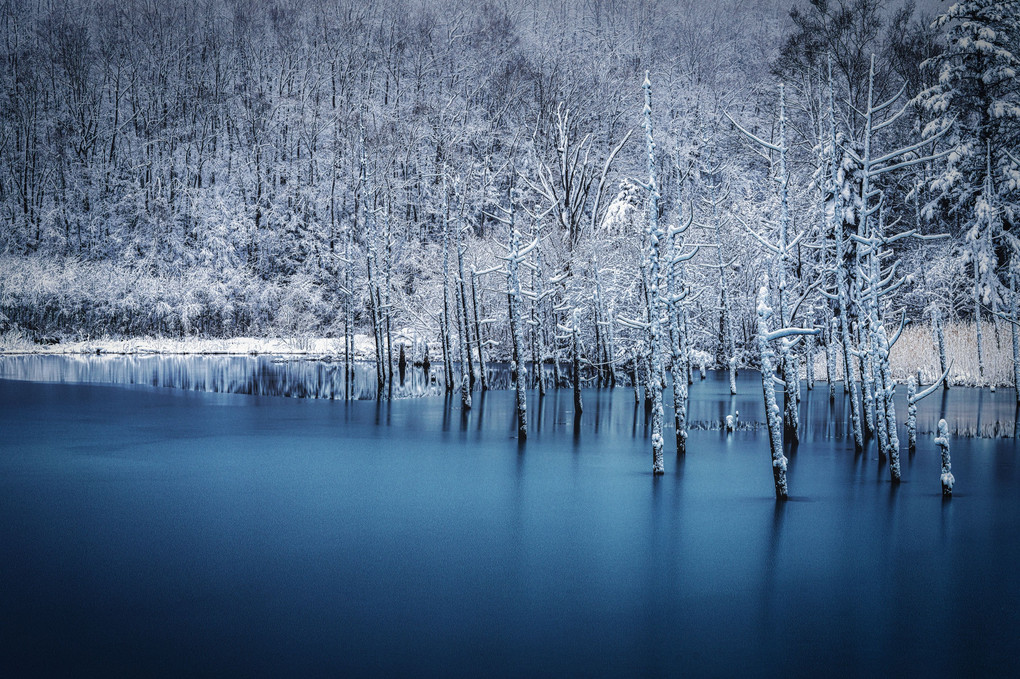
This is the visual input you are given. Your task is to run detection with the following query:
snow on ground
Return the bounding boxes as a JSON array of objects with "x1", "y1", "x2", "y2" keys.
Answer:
[
  {"x1": 2, "y1": 322, "x2": 1014, "y2": 388},
  {"x1": 0, "y1": 333, "x2": 382, "y2": 360}
]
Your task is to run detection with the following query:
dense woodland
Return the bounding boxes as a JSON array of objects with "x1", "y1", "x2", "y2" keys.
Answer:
[{"x1": 1, "y1": 0, "x2": 1017, "y2": 406}]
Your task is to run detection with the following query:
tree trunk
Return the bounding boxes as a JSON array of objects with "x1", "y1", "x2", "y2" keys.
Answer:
[
  {"x1": 572, "y1": 309, "x2": 582, "y2": 414},
  {"x1": 471, "y1": 269, "x2": 488, "y2": 392},
  {"x1": 933, "y1": 307, "x2": 950, "y2": 390},
  {"x1": 936, "y1": 419, "x2": 953, "y2": 496},
  {"x1": 757, "y1": 285, "x2": 789, "y2": 500},
  {"x1": 508, "y1": 225, "x2": 527, "y2": 440}
]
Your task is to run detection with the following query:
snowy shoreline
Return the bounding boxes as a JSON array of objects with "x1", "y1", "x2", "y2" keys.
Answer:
[
  {"x1": 0, "y1": 335, "x2": 378, "y2": 359},
  {"x1": 1, "y1": 322, "x2": 1013, "y2": 389}
]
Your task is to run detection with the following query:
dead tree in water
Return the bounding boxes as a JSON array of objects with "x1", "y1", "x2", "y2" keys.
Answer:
[
  {"x1": 488, "y1": 193, "x2": 538, "y2": 439},
  {"x1": 755, "y1": 280, "x2": 820, "y2": 499},
  {"x1": 571, "y1": 308, "x2": 583, "y2": 414},
  {"x1": 453, "y1": 190, "x2": 475, "y2": 392},
  {"x1": 846, "y1": 55, "x2": 951, "y2": 481},
  {"x1": 470, "y1": 267, "x2": 491, "y2": 392},
  {"x1": 906, "y1": 361, "x2": 952, "y2": 452},
  {"x1": 617, "y1": 73, "x2": 667, "y2": 475},
  {"x1": 440, "y1": 183, "x2": 455, "y2": 393},
  {"x1": 698, "y1": 155, "x2": 736, "y2": 396},
  {"x1": 936, "y1": 420, "x2": 954, "y2": 497},
  {"x1": 930, "y1": 306, "x2": 951, "y2": 390},
  {"x1": 667, "y1": 199, "x2": 697, "y2": 455},
  {"x1": 455, "y1": 277, "x2": 472, "y2": 410},
  {"x1": 729, "y1": 84, "x2": 804, "y2": 444}
]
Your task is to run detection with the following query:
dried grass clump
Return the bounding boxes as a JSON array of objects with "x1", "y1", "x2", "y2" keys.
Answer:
[{"x1": 806, "y1": 322, "x2": 1014, "y2": 388}]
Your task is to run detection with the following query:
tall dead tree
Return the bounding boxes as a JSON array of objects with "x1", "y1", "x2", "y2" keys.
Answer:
[
  {"x1": 728, "y1": 85, "x2": 805, "y2": 443},
  {"x1": 844, "y1": 55, "x2": 952, "y2": 481},
  {"x1": 755, "y1": 280, "x2": 820, "y2": 499}
]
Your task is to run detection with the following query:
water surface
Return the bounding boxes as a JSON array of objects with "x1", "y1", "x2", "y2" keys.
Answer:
[{"x1": 1, "y1": 359, "x2": 1018, "y2": 677}]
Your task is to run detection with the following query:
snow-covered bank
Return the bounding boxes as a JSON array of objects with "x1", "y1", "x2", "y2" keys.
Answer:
[
  {"x1": 4, "y1": 321, "x2": 1013, "y2": 389},
  {"x1": 0, "y1": 333, "x2": 383, "y2": 360}
]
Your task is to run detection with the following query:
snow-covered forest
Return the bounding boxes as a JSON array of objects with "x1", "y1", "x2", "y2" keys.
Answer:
[{"x1": 1, "y1": 0, "x2": 1018, "y2": 390}]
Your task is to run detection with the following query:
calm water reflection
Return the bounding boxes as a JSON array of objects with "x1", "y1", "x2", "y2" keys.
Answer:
[{"x1": 1, "y1": 361, "x2": 1018, "y2": 677}]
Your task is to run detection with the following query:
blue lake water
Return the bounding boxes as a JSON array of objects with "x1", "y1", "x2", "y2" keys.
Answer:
[{"x1": 1, "y1": 356, "x2": 1018, "y2": 677}]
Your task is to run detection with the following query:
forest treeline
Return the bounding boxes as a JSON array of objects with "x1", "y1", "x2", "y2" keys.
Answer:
[{"x1": 0, "y1": 0, "x2": 1017, "y2": 395}]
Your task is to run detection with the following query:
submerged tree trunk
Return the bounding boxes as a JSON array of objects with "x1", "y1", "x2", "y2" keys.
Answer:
[
  {"x1": 471, "y1": 269, "x2": 488, "y2": 392},
  {"x1": 456, "y1": 294, "x2": 471, "y2": 410},
  {"x1": 782, "y1": 350, "x2": 801, "y2": 442},
  {"x1": 441, "y1": 203, "x2": 454, "y2": 393},
  {"x1": 907, "y1": 363, "x2": 950, "y2": 453},
  {"x1": 875, "y1": 324, "x2": 901, "y2": 481},
  {"x1": 507, "y1": 219, "x2": 528, "y2": 440},
  {"x1": 973, "y1": 246, "x2": 986, "y2": 383},
  {"x1": 640, "y1": 77, "x2": 665, "y2": 477},
  {"x1": 667, "y1": 198, "x2": 694, "y2": 455},
  {"x1": 839, "y1": 310, "x2": 863, "y2": 451},
  {"x1": 384, "y1": 213, "x2": 394, "y2": 390},
  {"x1": 825, "y1": 318, "x2": 837, "y2": 402},
  {"x1": 805, "y1": 327, "x2": 816, "y2": 391},
  {"x1": 593, "y1": 262, "x2": 616, "y2": 387},
  {"x1": 534, "y1": 246, "x2": 547, "y2": 398},
  {"x1": 826, "y1": 64, "x2": 863, "y2": 451},
  {"x1": 455, "y1": 215, "x2": 475, "y2": 391},
  {"x1": 670, "y1": 306, "x2": 688, "y2": 455},
  {"x1": 933, "y1": 307, "x2": 950, "y2": 391},
  {"x1": 756, "y1": 285, "x2": 788, "y2": 500},
  {"x1": 907, "y1": 380, "x2": 918, "y2": 452},
  {"x1": 633, "y1": 346, "x2": 641, "y2": 405},
  {"x1": 1012, "y1": 272, "x2": 1019, "y2": 405},
  {"x1": 936, "y1": 419, "x2": 953, "y2": 496},
  {"x1": 344, "y1": 223, "x2": 355, "y2": 400},
  {"x1": 572, "y1": 308, "x2": 582, "y2": 415},
  {"x1": 367, "y1": 254, "x2": 386, "y2": 394},
  {"x1": 860, "y1": 319, "x2": 876, "y2": 440}
]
